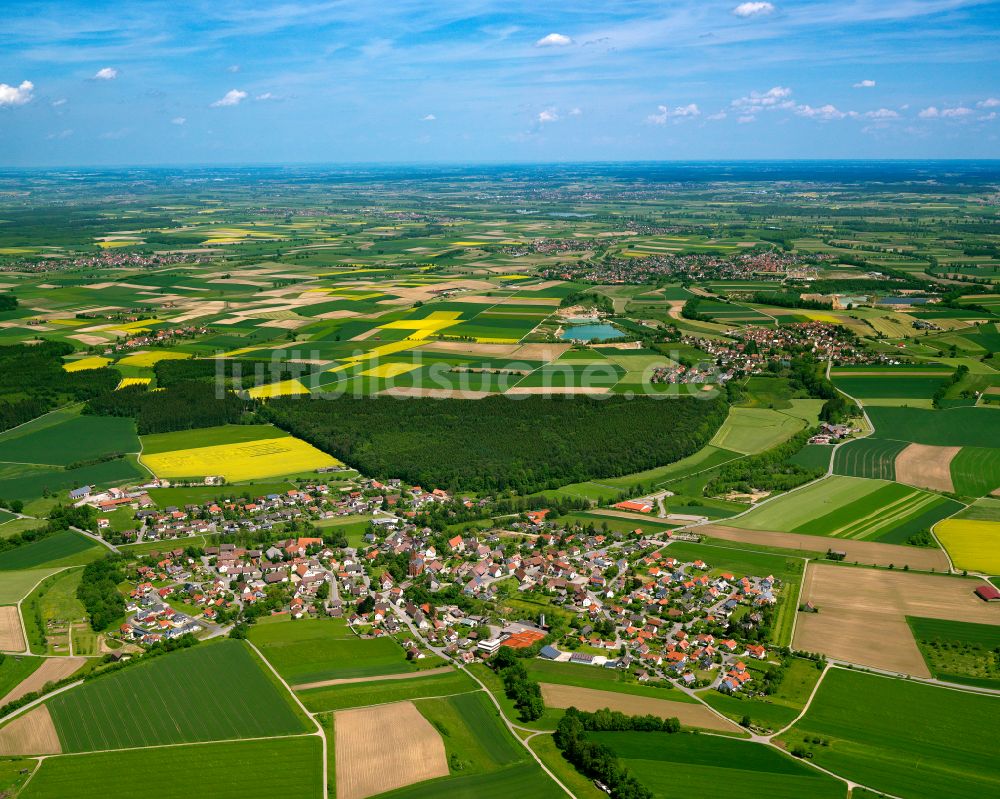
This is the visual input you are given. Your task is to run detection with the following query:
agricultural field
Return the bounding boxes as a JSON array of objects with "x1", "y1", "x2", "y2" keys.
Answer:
[
  {"x1": 594, "y1": 731, "x2": 847, "y2": 799},
  {"x1": 708, "y1": 407, "x2": 808, "y2": 455},
  {"x1": 300, "y1": 668, "x2": 476, "y2": 713},
  {"x1": 44, "y1": 639, "x2": 309, "y2": 751},
  {"x1": 140, "y1": 425, "x2": 339, "y2": 482},
  {"x1": 793, "y1": 564, "x2": 1000, "y2": 676},
  {"x1": 728, "y1": 475, "x2": 960, "y2": 544},
  {"x1": 777, "y1": 668, "x2": 1000, "y2": 799},
  {"x1": 933, "y1": 519, "x2": 1000, "y2": 574},
  {"x1": 0, "y1": 531, "x2": 103, "y2": 571},
  {"x1": 907, "y1": 617, "x2": 1000, "y2": 688},
  {"x1": 18, "y1": 736, "x2": 322, "y2": 799},
  {"x1": 247, "y1": 616, "x2": 419, "y2": 685}
]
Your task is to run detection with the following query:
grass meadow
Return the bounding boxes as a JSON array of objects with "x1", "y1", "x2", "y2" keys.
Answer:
[
  {"x1": 248, "y1": 616, "x2": 417, "y2": 684},
  {"x1": 300, "y1": 668, "x2": 476, "y2": 713},
  {"x1": 0, "y1": 531, "x2": 101, "y2": 571}
]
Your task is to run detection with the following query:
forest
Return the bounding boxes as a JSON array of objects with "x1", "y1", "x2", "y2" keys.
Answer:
[
  {"x1": 85, "y1": 381, "x2": 252, "y2": 434},
  {"x1": 264, "y1": 394, "x2": 728, "y2": 494}
]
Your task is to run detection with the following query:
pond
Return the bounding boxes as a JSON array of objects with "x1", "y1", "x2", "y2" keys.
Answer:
[{"x1": 559, "y1": 323, "x2": 625, "y2": 341}]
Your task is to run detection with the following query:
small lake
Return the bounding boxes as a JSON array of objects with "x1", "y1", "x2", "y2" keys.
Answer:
[{"x1": 559, "y1": 323, "x2": 625, "y2": 341}]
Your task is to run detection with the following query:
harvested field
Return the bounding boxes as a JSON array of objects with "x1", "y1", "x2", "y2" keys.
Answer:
[
  {"x1": 0, "y1": 657, "x2": 86, "y2": 706},
  {"x1": 334, "y1": 700, "x2": 448, "y2": 799},
  {"x1": 793, "y1": 563, "x2": 1000, "y2": 676},
  {"x1": 539, "y1": 684, "x2": 740, "y2": 733},
  {"x1": 697, "y1": 524, "x2": 950, "y2": 570},
  {"x1": 0, "y1": 706, "x2": 61, "y2": 755},
  {"x1": 504, "y1": 386, "x2": 610, "y2": 396},
  {"x1": 512, "y1": 343, "x2": 571, "y2": 361},
  {"x1": 0, "y1": 606, "x2": 25, "y2": 652},
  {"x1": 292, "y1": 664, "x2": 453, "y2": 691},
  {"x1": 895, "y1": 444, "x2": 959, "y2": 492},
  {"x1": 419, "y1": 341, "x2": 520, "y2": 356}
]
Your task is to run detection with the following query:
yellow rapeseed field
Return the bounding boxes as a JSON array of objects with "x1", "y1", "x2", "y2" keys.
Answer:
[
  {"x1": 359, "y1": 363, "x2": 420, "y2": 378},
  {"x1": 116, "y1": 351, "x2": 191, "y2": 368},
  {"x1": 63, "y1": 356, "x2": 111, "y2": 372},
  {"x1": 116, "y1": 377, "x2": 152, "y2": 390},
  {"x1": 246, "y1": 378, "x2": 311, "y2": 399},
  {"x1": 934, "y1": 519, "x2": 1000, "y2": 574},
  {"x1": 142, "y1": 436, "x2": 340, "y2": 482}
]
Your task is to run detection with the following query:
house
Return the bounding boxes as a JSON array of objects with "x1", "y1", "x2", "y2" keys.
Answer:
[{"x1": 745, "y1": 644, "x2": 767, "y2": 660}]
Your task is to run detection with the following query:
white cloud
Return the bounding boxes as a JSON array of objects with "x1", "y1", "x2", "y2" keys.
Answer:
[
  {"x1": 94, "y1": 67, "x2": 118, "y2": 80},
  {"x1": 707, "y1": 111, "x2": 728, "y2": 121},
  {"x1": 738, "y1": 115, "x2": 756, "y2": 124},
  {"x1": 853, "y1": 79, "x2": 876, "y2": 88},
  {"x1": 977, "y1": 98, "x2": 1000, "y2": 108},
  {"x1": 421, "y1": 114, "x2": 436, "y2": 121},
  {"x1": 536, "y1": 33, "x2": 572, "y2": 47},
  {"x1": 796, "y1": 103, "x2": 852, "y2": 120},
  {"x1": 537, "y1": 108, "x2": 559, "y2": 123},
  {"x1": 255, "y1": 92, "x2": 276, "y2": 101},
  {"x1": 46, "y1": 129, "x2": 73, "y2": 140},
  {"x1": 0, "y1": 80, "x2": 34, "y2": 107},
  {"x1": 569, "y1": 107, "x2": 582, "y2": 116},
  {"x1": 732, "y1": 86, "x2": 793, "y2": 112},
  {"x1": 227, "y1": 65, "x2": 240, "y2": 73},
  {"x1": 211, "y1": 89, "x2": 247, "y2": 107},
  {"x1": 920, "y1": 105, "x2": 973, "y2": 119},
  {"x1": 648, "y1": 103, "x2": 701, "y2": 124},
  {"x1": 732, "y1": 2, "x2": 775, "y2": 18},
  {"x1": 865, "y1": 108, "x2": 899, "y2": 119},
  {"x1": 979, "y1": 112, "x2": 997, "y2": 121},
  {"x1": 171, "y1": 116, "x2": 186, "y2": 125},
  {"x1": 51, "y1": 98, "x2": 67, "y2": 107}
]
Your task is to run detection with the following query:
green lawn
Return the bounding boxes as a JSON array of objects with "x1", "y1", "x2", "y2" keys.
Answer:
[
  {"x1": 248, "y1": 616, "x2": 417, "y2": 684},
  {"x1": 19, "y1": 736, "x2": 322, "y2": 799},
  {"x1": 46, "y1": 639, "x2": 309, "y2": 751},
  {"x1": 300, "y1": 669, "x2": 477, "y2": 713},
  {"x1": 777, "y1": 667, "x2": 1000, "y2": 799},
  {"x1": 594, "y1": 731, "x2": 846, "y2": 799}
]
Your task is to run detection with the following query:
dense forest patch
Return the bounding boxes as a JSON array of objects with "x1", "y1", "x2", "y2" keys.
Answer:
[{"x1": 265, "y1": 394, "x2": 727, "y2": 494}]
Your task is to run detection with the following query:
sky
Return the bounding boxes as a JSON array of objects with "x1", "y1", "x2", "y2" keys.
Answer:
[{"x1": 1, "y1": 0, "x2": 999, "y2": 166}]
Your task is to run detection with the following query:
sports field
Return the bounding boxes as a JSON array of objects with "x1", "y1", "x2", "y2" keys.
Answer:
[
  {"x1": 140, "y1": 428, "x2": 339, "y2": 481},
  {"x1": 778, "y1": 668, "x2": 1000, "y2": 799},
  {"x1": 595, "y1": 731, "x2": 846, "y2": 799},
  {"x1": 933, "y1": 519, "x2": 1000, "y2": 574},
  {"x1": 247, "y1": 616, "x2": 417, "y2": 684},
  {"x1": 45, "y1": 639, "x2": 308, "y2": 751},
  {"x1": 19, "y1": 736, "x2": 322, "y2": 799}
]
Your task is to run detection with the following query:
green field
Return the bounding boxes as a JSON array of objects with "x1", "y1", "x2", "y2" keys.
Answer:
[
  {"x1": 373, "y1": 762, "x2": 562, "y2": 799},
  {"x1": 593, "y1": 731, "x2": 846, "y2": 799},
  {"x1": 0, "y1": 414, "x2": 139, "y2": 466},
  {"x1": 0, "y1": 654, "x2": 44, "y2": 700},
  {"x1": 247, "y1": 616, "x2": 417, "y2": 684},
  {"x1": 832, "y1": 438, "x2": 907, "y2": 480},
  {"x1": 19, "y1": 736, "x2": 322, "y2": 799},
  {"x1": 416, "y1": 691, "x2": 525, "y2": 773},
  {"x1": 0, "y1": 531, "x2": 101, "y2": 571},
  {"x1": 709, "y1": 407, "x2": 807, "y2": 455},
  {"x1": 0, "y1": 567, "x2": 59, "y2": 603},
  {"x1": 866, "y1": 406, "x2": 1000, "y2": 447},
  {"x1": 949, "y1": 446, "x2": 1000, "y2": 497},
  {"x1": 730, "y1": 475, "x2": 959, "y2": 542},
  {"x1": 907, "y1": 617, "x2": 1000, "y2": 688},
  {"x1": 46, "y1": 639, "x2": 309, "y2": 751},
  {"x1": 301, "y1": 669, "x2": 476, "y2": 712},
  {"x1": 778, "y1": 668, "x2": 1000, "y2": 799},
  {"x1": 831, "y1": 375, "x2": 948, "y2": 399},
  {"x1": 523, "y1": 659, "x2": 696, "y2": 703}
]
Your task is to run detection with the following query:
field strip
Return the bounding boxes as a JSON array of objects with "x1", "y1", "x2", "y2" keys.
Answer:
[
  {"x1": 830, "y1": 491, "x2": 936, "y2": 538},
  {"x1": 0, "y1": 658, "x2": 85, "y2": 707},
  {"x1": 15, "y1": 732, "x2": 315, "y2": 760},
  {"x1": 292, "y1": 664, "x2": 454, "y2": 691}
]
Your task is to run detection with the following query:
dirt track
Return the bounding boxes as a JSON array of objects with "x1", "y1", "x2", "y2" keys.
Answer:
[
  {"x1": 0, "y1": 706, "x2": 61, "y2": 755},
  {"x1": 293, "y1": 665, "x2": 453, "y2": 691},
  {"x1": 539, "y1": 684, "x2": 740, "y2": 733},
  {"x1": 793, "y1": 563, "x2": 1000, "y2": 676},
  {"x1": 0, "y1": 606, "x2": 25, "y2": 652},
  {"x1": 334, "y1": 701, "x2": 448, "y2": 799},
  {"x1": 894, "y1": 443, "x2": 959, "y2": 492},
  {"x1": 697, "y1": 524, "x2": 950, "y2": 571},
  {"x1": 0, "y1": 657, "x2": 86, "y2": 706}
]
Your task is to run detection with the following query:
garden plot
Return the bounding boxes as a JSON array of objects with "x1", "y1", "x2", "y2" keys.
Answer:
[{"x1": 334, "y1": 701, "x2": 448, "y2": 799}]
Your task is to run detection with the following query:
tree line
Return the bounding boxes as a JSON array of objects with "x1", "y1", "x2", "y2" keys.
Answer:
[
  {"x1": 85, "y1": 381, "x2": 253, "y2": 434},
  {"x1": 263, "y1": 394, "x2": 728, "y2": 495}
]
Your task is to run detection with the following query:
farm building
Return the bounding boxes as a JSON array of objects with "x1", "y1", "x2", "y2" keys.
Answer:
[{"x1": 974, "y1": 585, "x2": 1000, "y2": 602}]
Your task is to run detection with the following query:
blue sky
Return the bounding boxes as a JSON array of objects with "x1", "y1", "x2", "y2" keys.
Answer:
[{"x1": 1, "y1": 0, "x2": 999, "y2": 165}]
